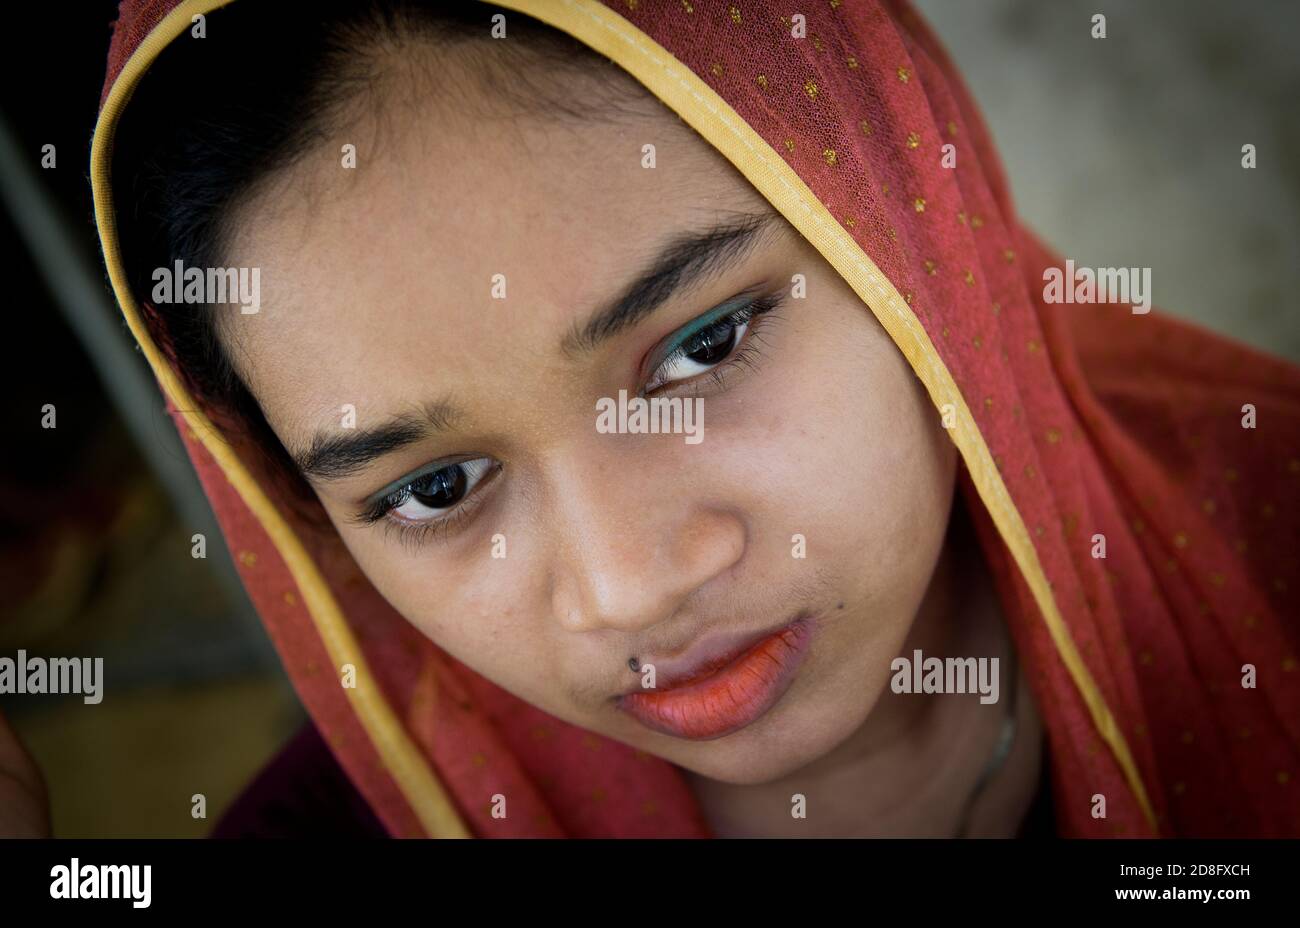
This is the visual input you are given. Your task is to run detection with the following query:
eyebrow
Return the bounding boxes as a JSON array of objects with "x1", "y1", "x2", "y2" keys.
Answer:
[
  {"x1": 561, "y1": 209, "x2": 782, "y2": 356},
  {"x1": 294, "y1": 210, "x2": 784, "y2": 482},
  {"x1": 293, "y1": 400, "x2": 457, "y2": 481}
]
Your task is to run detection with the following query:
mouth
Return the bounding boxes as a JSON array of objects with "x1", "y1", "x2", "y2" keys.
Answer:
[{"x1": 614, "y1": 613, "x2": 817, "y2": 741}]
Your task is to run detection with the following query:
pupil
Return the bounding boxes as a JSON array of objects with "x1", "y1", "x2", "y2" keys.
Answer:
[
  {"x1": 686, "y1": 321, "x2": 737, "y2": 365},
  {"x1": 412, "y1": 465, "x2": 467, "y2": 508}
]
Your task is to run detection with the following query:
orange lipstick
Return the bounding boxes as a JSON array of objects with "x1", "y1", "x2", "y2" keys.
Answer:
[{"x1": 617, "y1": 618, "x2": 814, "y2": 740}]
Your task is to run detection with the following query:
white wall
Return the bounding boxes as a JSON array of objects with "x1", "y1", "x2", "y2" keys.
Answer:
[{"x1": 913, "y1": 0, "x2": 1300, "y2": 361}]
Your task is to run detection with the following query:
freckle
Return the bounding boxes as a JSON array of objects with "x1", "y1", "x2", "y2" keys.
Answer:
[{"x1": 837, "y1": 602, "x2": 845, "y2": 610}]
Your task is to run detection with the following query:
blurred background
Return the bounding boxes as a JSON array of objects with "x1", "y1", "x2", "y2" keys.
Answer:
[{"x1": 1, "y1": 0, "x2": 1296, "y2": 836}]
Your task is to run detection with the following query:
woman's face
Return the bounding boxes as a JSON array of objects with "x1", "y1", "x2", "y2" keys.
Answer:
[{"x1": 220, "y1": 59, "x2": 959, "y2": 785}]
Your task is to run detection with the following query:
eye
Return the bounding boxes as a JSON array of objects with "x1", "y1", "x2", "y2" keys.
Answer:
[
  {"x1": 379, "y1": 458, "x2": 495, "y2": 524},
  {"x1": 644, "y1": 294, "x2": 780, "y2": 392}
]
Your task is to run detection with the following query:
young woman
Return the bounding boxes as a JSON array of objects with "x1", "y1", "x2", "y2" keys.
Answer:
[{"x1": 80, "y1": 0, "x2": 1297, "y2": 837}]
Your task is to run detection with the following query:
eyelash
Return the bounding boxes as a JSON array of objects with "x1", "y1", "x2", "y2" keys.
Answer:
[
  {"x1": 371, "y1": 490, "x2": 487, "y2": 550},
  {"x1": 645, "y1": 291, "x2": 783, "y2": 397},
  {"x1": 352, "y1": 461, "x2": 497, "y2": 549},
  {"x1": 360, "y1": 292, "x2": 785, "y2": 547}
]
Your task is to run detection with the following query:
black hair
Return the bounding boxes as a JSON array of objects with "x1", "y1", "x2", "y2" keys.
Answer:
[{"x1": 111, "y1": 0, "x2": 642, "y2": 507}]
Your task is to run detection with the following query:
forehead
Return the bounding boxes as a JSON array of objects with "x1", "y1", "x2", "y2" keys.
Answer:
[{"x1": 221, "y1": 75, "x2": 774, "y2": 434}]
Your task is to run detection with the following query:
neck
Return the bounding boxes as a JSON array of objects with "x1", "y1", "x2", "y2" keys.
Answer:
[{"x1": 683, "y1": 500, "x2": 1038, "y2": 837}]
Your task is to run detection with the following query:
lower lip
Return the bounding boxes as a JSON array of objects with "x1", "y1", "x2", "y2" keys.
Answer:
[{"x1": 616, "y1": 618, "x2": 814, "y2": 740}]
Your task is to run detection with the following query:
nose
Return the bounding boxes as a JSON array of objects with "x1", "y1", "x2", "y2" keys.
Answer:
[{"x1": 546, "y1": 455, "x2": 746, "y2": 635}]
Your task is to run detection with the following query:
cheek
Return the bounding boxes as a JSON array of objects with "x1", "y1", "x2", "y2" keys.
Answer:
[
  {"x1": 858, "y1": 361, "x2": 954, "y2": 571},
  {"x1": 833, "y1": 345, "x2": 956, "y2": 614},
  {"x1": 325, "y1": 519, "x2": 547, "y2": 699},
  {"x1": 730, "y1": 296, "x2": 955, "y2": 602}
]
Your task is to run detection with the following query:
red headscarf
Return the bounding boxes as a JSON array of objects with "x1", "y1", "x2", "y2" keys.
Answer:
[{"x1": 94, "y1": 0, "x2": 1299, "y2": 837}]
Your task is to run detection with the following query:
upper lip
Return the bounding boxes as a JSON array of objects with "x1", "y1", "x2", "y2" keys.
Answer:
[{"x1": 617, "y1": 611, "x2": 812, "y2": 697}]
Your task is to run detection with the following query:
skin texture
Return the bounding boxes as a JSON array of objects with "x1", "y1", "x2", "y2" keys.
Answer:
[
  {"x1": 0, "y1": 712, "x2": 49, "y2": 837},
  {"x1": 217, "y1": 41, "x2": 1042, "y2": 836}
]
